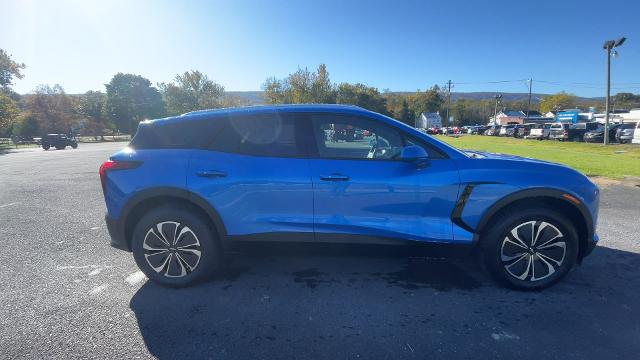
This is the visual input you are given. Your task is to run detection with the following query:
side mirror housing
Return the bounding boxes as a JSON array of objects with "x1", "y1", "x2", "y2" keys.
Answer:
[{"x1": 400, "y1": 145, "x2": 430, "y2": 168}]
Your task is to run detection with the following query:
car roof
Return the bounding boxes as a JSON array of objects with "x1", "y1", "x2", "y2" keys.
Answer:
[{"x1": 144, "y1": 104, "x2": 371, "y2": 126}]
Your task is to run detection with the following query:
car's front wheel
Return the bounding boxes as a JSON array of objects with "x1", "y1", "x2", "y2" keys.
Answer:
[
  {"x1": 482, "y1": 206, "x2": 578, "y2": 290},
  {"x1": 131, "y1": 206, "x2": 222, "y2": 288}
]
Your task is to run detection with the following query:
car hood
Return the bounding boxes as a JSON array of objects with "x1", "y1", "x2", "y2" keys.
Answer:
[{"x1": 464, "y1": 150, "x2": 559, "y2": 165}]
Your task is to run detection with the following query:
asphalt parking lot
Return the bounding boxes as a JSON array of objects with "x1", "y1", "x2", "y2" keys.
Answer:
[{"x1": 1, "y1": 142, "x2": 639, "y2": 359}]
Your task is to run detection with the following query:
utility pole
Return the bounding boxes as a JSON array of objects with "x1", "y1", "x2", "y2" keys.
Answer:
[
  {"x1": 526, "y1": 79, "x2": 532, "y2": 118},
  {"x1": 604, "y1": 46, "x2": 611, "y2": 145},
  {"x1": 494, "y1": 94, "x2": 502, "y2": 125},
  {"x1": 445, "y1": 80, "x2": 452, "y2": 127},
  {"x1": 602, "y1": 37, "x2": 626, "y2": 145}
]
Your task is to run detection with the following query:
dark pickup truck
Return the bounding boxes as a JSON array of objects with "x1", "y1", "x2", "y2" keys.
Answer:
[{"x1": 549, "y1": 122, "x2": 599, "y2": 142}]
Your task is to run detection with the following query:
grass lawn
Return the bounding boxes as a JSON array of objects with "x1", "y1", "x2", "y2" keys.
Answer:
[{"x1": 436, "y1": 135, "x2": 640, "y2": 179}]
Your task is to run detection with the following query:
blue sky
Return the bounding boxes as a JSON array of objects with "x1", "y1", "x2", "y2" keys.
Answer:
[{"x1": 1, "y1": 0, "x2": 639, "y2": 97}]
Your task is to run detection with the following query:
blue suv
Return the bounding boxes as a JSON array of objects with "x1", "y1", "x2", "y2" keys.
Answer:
[{"x1": 100, "y1": 105, "x2": 599, "y2": 290}]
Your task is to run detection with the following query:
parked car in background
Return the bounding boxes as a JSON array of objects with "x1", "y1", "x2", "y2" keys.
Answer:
[
  {"x1": 41, "y1": 134, "x2": 78, "y2": 150},
  {"x1": 473, "y1": 125, "x2": 488, "y2": 135},
  {"x1": 499, "y1": 124, "x2": 516, "y2": 137},
  {"x1": 615, "y1": 122, "x2": 637, "y2": 144},
  {"x1": 583, "y1": 124, "x2": 620, "y2": 143},
  {"x1": 484, "y1": 126, "x2": 499, "y2": 136},
  {"x1": 633, "y1": 121, "x2": 640, "y2": 144},
  {"x1": 549, "y1": 122, "x2": 599, "y2": 142},
  {"x1": 514, "y1": 124, "x2": 532, "y2": 138},
  {"x1": 527, "y1": 123, "x2": 552, "y2": 140},
  {"x1": 101, "y1": 104, "x2": 600, "y2": 290}
]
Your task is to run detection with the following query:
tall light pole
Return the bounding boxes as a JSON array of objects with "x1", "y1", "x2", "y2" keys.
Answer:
[{"x1": 603, "y1": 37, "x2": 626, "y2": 145}]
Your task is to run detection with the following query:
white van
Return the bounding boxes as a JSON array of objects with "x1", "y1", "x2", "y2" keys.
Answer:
[{"x1": 633, "y1": 121, "x2": 640, "y2": 144}]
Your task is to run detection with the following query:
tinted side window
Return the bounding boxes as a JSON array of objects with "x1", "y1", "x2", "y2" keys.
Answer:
[
  {"x1": 130, "y1": 118, "x2": 223, "y2": 149},
  {"x1": 209, "y1": 114, "x2": 304, "y2": 157}
]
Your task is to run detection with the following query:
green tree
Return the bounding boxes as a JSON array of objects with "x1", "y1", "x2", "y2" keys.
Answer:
[
  {"x1": 25, "y1": 84, "x2": 77, "y2": 134},
  {"x1": 0, "y1": 92, "x2": 19, "y2": 136},
  {"x1": 538, "y1": 92, "x2": 577, "y2": 113},
  {"x1": 78, "y1": 91, "x2": 110, "y2": 138},
  {"x1": 411, "y1": 86, "x2": 444, "y2": 117},
  {"x1": 0, "y1": 49, "x2": 25, "y2": 91},
  {"x1": 12, "y1": 111, "x2": 40, "y2": 137},
  {"x1": 105, "y1": 73, "x2": 165, "y2": 134},
  {"x1": 262, "y1": 64, "x2": 336, "y2": 104},
  {"x1": 614, "y1": 92, "x2": 640, "y2": 110},
  {"x1": 336, "y1": 83, "x2": 387, "y2": 114},
  {"x1": 396, "y1": 99, "x2": 413, "y2": 125},
  {"x1": 159, "y1": 70, "x2": 225, "y2": 116},
  {"x1": 0, "y1": 49, "x2": 25, "y2": 135}
]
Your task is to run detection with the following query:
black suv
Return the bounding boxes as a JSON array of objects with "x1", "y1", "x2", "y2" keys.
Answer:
[{"x1": 41, "y1": 134, "x2": 78, "y2": 150}]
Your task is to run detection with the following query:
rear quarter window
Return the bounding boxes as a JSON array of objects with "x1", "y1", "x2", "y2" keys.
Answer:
[{"x1": 208, "y1": 113, "x2": 305, "y2": 158}]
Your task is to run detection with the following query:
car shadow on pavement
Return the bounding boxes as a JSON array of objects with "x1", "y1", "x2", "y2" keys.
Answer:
[{"x1": 129, "y1": 244, "x2": 640, "y2": 359}]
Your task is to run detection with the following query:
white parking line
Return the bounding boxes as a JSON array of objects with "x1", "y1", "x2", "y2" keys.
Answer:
[
  {"x1": 125, "y1": 271, "x2": 147, "y2": 286},
  {"x1": 89, "y1": 284, "x2": 108, "y2": 295},
  {"x1": 88, "y1": 268, "x2": 102, "y2": 276},
  {"x1": 0, "y1": 202, "x2": 20, "y2": 208},
  {"x1": 57, "y1": 265, "x2": 112, "y2": 270}
]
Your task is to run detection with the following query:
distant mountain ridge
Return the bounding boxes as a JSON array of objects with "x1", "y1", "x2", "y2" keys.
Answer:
[{"x1": 226, "y1": 91, "x2": 603, "y2": 105}]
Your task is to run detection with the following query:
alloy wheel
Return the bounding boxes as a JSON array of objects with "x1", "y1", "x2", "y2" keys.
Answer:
[
  {"x1": 142, "y1": 221, "x2": 202, "y2": 278},
  {"x1": 500, "y1": 221, "x2": 566, "y2": 282}
]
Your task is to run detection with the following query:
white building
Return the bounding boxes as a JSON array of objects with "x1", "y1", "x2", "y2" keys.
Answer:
[{"x1": 416, "y1": 112, "x2": 442, "y2": 129}]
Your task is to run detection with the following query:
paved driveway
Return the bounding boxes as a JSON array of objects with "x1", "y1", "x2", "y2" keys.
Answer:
[{"x1": 1, "y1": 142, "x2": 639, "y2": 359}]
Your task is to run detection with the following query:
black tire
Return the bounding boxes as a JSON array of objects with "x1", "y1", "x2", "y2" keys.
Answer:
[
  {"x1": 42, "y1": 143, "x2": 50, "y2": 150},
  {"x1": 71, "y1": 143, "x2": 78, "y2": 149},
  {"x1": 481, "y1": 206, "x2": 578, "y2": 290},
  {"x1": 131, "y1": 205, "x2": 222, "y2": 288}
]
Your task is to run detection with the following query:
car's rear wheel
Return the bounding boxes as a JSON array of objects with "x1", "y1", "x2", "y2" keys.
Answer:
[
  {"x1": 42, "y1": 143, "x2": 50, "y2": 150},
  {"x1": 482, "y1": 206, "x2": 578, "y2": 290},
  {"x1": 71, "y1": 143, "x2": 78, "y2": 149},
  {"x1": 131, "y1": 206, "x2": 222, "y2": 288}
]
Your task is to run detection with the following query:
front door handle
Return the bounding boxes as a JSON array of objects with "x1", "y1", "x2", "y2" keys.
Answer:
[
  {"x1": 319, "y1": 174, "x2": 350, "y2": 181},
  {"x1": 197, "y1": 170, "x2": 227, "y2": 178}
]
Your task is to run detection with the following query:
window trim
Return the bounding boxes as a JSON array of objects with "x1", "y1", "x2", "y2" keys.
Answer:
[{"x1": 308, "y1": 113, "x2": 448, "y2": 162}]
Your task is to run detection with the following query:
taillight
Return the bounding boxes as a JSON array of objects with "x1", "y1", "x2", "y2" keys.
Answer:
[{"x1": 99, "y1": 160, "x2": 142, "y2": 192}]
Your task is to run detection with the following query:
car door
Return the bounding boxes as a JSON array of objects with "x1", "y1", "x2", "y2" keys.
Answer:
[
  {"x1": 307, "y1": 113, "x2": 460, "y2": 244},
  {"x1": 187, "y1": 112, "x2": 314, "y2": 241}
]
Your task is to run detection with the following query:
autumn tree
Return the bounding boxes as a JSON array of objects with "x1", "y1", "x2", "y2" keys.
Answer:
[
  {"x1": 25, "y1": 84, "x2": 77, "y2": 134},
  {"x1": 538, "y1": 92, "x2": 577, "y2": 113},
  {"x1": 0, "y1": 49, "x2": 25, "y2": 135}
]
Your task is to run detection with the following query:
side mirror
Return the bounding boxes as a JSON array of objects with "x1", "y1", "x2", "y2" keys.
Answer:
[{"x1": 400, "y1": 145, "x2": 430, "y2": 168}]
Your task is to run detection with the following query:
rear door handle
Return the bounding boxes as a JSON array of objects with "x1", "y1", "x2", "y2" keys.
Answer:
[
  {"x1": 197, "y1": 170, "x2": 227, "y2": 178},
  {"x1": 320, "y1": 174, "x2": 350, "y2": 181}
]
